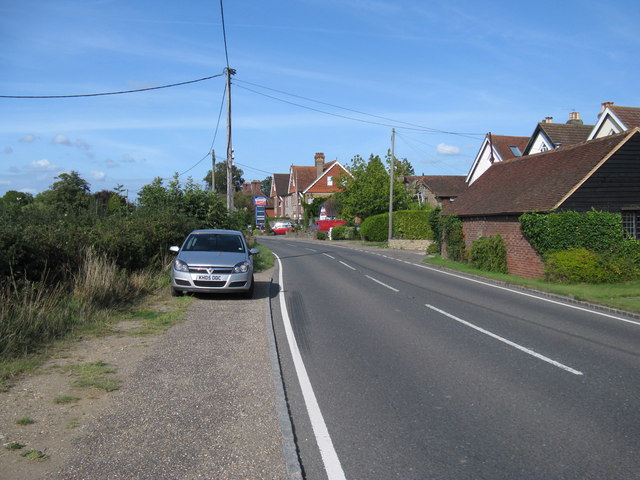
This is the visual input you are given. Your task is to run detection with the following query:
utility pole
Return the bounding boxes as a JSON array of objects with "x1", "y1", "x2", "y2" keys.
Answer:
[
  {"x1": 211, "y1": 149, "x2": 216, "y2": 192},
  {"x1": 225, "y1": 67, "x2": 236, "y2": 211},
  {"x1": 388, "y1": 128, "x2": 395, "y2": 242}
]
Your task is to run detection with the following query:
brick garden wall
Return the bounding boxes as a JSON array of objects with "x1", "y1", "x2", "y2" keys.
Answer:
[{"x1": 461, "y1": 216, "x2": 545, "y2": 279}]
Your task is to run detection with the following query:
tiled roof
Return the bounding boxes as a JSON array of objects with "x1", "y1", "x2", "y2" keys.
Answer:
[
  {"x1": 610, "y1": 105, "x2": 640, "y2": 129},
  {"x1": 491, "y1": 135, "x2": 529, "y2": 162},
  {"x1": 289, "y1": 166, "x2": 317, "y2": 193},
  {"x1": 444, "y1": 130, "x2": 636, "y2": 217},
  {"x1": 272, "y1": 173, "x2": 289, "y2": 196},
  {"x1": 409, "y1": 175, "x2": 467, "y2": 197},
  {"x1": 538, "y1": 122, "x2": 594, "y2": 147}
]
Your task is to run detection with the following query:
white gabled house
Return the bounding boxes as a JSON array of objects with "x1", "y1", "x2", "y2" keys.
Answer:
[
  {"x1": 466, "y1": 134, "x2": 529, "y2": 185},
  {"x1": 588, "y1": 102, "x2": 640, "y2": 139}
]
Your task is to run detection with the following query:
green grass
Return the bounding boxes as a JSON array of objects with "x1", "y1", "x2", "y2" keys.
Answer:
[
  {"x1": 64, "y1": 361, "x2": 121, "y2": 392},
  {"x1": 253, "y1": 243, "x2": 275, "y2": 272},
  {"x1": 5, "y1": 441, "x2": 25, "y2": 450},
  {"x1": 20, "y1": 449, "x2": 49, "y2": 461},
  {"x1": 53, "y1": 395, "x2": 80, "y2": 404},
  {"x1": 425, "y1": 256, "x2": 640, "y2": 314},
  {"x1": 66, "y1": 418, "x2": 80, "y2": 429},
  {"x1": 15, "y1": 417, "x2": 35, "y2": 426}
]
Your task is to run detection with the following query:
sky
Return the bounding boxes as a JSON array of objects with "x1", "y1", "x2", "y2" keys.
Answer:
[{"x1": 2, "y1": 0, "x2": 640, "y2": 200}]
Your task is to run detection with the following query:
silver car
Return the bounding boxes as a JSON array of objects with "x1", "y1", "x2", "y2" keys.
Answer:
[{"x1": 169, "y1": 229, "x2": 259, "y2": 297}]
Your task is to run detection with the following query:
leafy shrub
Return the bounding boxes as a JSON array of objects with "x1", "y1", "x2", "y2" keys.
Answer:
[
  {"x1": 359, "y1": 210, "x2": 433, "y2": 242},
  {"x1": 427, "y1": 208, "x2": 442, "y2": 250},
  {"x1": 360, "y1": 213, "x2": 389, "y2": 242},
  {"x1": 545, "y1": 248, "x2": 606, "y2": 283},
  {"x1": 316, "y1": 230, "x2": 327, "y2": 240},
  {"x1": 470, "y1": 235, "x2": 508, "y2": 273},
  {"x1": 331, "y1": 226, "x2": 357, "y2": 240},
  {"x1": 520, "y1": 210, "x2": 627, "y2": 255},
  {"x1": 441, "y1": 215, "x2": 467, "y2": 262},
  {"x1": 392, "y1": 210, "x2": 433, "y2": 239}
]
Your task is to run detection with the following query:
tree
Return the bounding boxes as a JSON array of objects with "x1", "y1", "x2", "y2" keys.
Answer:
[
  {"x1": 203, "y1": 163, "x2": 244, "y2": 193},
  {"x1": 35, "y1": 170, "x2": 91, "y2": 213},
  {"x1": 336, "y1": 154, "x2": 412, "y2": 221},
  {"x1": 260, "y1": 177, "x2": 272, "y2": 195},
  {"x1": 1, "y1": 190, "x2": 33, "y2": 207}
]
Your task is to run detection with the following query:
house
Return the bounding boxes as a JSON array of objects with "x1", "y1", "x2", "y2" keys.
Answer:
[
  {"x1": 281, "y1": 152, "x2": 351, "y2": 220},
  {"x1": 405, "y1": 175, "x2": 467, "y2": 207},
  {"x1": 589, "y1": 102, "x2": 640, "y2": 139},
  {"x1": 269, "y1": 173, "x2": 289, "y2": 217},
  {"x1": 466, "y1": 134, "x2": 530, "y2": 185},
  {"x1": 444, "y1": 128, "x2": 640, "y2": 279},
  {"x1": 522, "y1": 112, "x2": 594, "y2": 155}
]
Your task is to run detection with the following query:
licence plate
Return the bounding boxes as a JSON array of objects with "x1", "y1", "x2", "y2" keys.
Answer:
[{"x1": 195, "y1": 274, "x2": 222, "y2": 281}]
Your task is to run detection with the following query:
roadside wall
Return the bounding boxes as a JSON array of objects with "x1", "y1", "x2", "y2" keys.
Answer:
[
  {"x1": 389, "y1": 239, "x2": 432, "y2": 251},
  {"x1": 461, "y1": 216, "x2": 545, "y2": 279}
]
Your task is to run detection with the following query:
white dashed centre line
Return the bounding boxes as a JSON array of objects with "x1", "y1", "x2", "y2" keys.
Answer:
[
  {"x1": 339, "y1": 261, "x2": 356, "y2": 270},
  {"x1": 365, "y1": 275, "x2": 399, "y2": 292},
  {"x1": 425, "y1": 304, "x2": 584, "y2": 376}
]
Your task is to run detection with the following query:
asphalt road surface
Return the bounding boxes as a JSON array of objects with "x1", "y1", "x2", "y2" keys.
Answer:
[{"x1": 260, "y1": 236, "x2": 640, "y2": 480}]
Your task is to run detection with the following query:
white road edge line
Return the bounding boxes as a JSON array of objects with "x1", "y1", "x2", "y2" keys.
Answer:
[
  {"x1": 323, "y1": 253, "x2": 336, "y2": 259},
  {"x1": 365, "y1": 275, "x2": 399, "y2": 292},
  {"x1": 274, "y1": 253, "x2": 347, "y2": 480},
  {"x1": 339, "y1": 260, "x2": 356, "y2": 270},
  {"x1": 425, "y1": 303, "x2": 584, "y2": 376},
  {"x1": 414, "y1": 263, "x2": 640, "y2": 327}
]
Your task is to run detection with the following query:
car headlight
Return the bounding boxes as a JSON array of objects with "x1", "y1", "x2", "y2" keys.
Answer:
[
  {"x1": 173, "y1": 259, "x2": 189, "y2": 272},
  {"x1": 233, "y1": 261, "x2": 250, "y2": 273}
]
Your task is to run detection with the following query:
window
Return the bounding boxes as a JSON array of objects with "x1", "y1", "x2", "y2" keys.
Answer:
[
  {"x1": 622, "y1": 211, "x2": 640, "y2": 239},
  {"x1": 540, "y1": 144, "x2": 548, "y2": 152},
  {"x1": 327, "y1": 176, "x2": 333, "y2": 186},
  {"x1": 509, "y1": 146, "x2": 522, "y2": 156}
]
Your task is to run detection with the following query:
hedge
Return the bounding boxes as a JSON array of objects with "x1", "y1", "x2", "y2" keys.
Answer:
[{"x1": 359, "y1": 210, "x2": 433, "y2": 242}]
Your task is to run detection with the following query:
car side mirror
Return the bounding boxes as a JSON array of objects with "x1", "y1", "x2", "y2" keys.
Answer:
[
  {"x1": 249, "y1": 248, "x2": 260, "y2": 256},
  {"x1": 169, "y1": 246, "x2": 180, "y2": 254}
]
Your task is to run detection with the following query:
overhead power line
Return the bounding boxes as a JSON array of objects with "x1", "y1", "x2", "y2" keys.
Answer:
[
  {"x1": 0, "y1": 73, "x2": 225, "y2": 99},
  {"x1": 234, "y1": 78, "x2": 484, "y2": 139}
]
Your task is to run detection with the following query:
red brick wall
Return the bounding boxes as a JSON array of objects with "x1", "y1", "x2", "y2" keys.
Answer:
[{"x1": 461, "y1": 216, "x2": 545, "y2": 279}]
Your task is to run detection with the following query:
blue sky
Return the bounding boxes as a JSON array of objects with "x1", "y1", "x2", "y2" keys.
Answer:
[{"x1": 2, "y1": 0, "x2": 639, "y2": 199}]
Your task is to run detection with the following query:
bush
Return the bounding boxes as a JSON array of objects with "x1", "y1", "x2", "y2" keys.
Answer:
[
  {"x1": 331, "y1": 226, "x2": 357, "y2": 240},
  {"x1": 520, "y1": 210, "x2": 627, "y2": 255},
  {"x1": 441, "y1": 215, "x2": 467, "y2": 262},
  {"x1": 360, "y1": 213, "x2": 389, "y2": 242},
  {"x1": 545, "y1": 248, "x2": 606, "y2": 283},
  {"x1": 392, "y1": 210, "x2": 433, "y2": 239},
  {"x1": 470, "y1": 235, "x2": 508, "y2": 273},
  {"x1": 316, "y1": 230, "x2": 327, "y2": 240},
  {"x1": 359, "y1": 210, "x2": 433, "y2": 242}
]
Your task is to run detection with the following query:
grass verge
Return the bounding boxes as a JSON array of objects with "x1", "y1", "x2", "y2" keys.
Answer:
[{"x1": 425, "y1": 256, "x2": 640, "y2": 314}]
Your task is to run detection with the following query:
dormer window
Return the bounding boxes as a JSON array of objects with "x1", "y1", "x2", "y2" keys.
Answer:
[{"x1": 509, "y1": 146, "x2": 522, "y2": 157}]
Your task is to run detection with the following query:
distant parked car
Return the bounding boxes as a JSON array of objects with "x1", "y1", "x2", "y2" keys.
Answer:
[
  {"x1": 169, "y1": 229, "x2": 259, "y2": 298},
  {"x1": 272, "y1": 221, "x2": 295, "y2": 235}
]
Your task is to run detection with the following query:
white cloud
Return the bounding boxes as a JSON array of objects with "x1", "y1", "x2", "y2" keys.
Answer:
[
  {"x1": 74, "y1": 139, "x2": 91, "y2": 150},
  {"x1": 105, "y1": 159, "x2": 119, "y2": 168},
  {"x1": 29, "y1": 159, "x2": 57, "y2": 171},
  {"x1": 3, "y1": 146, "x2": 12, "y2": 154},
  {"x1": 53, "y1": 134, "x2": 72, "y2": 146},
  {"x1": 437, "y1": 143, "x2": 461, "y2": 155},
  {"x1": 19, "y1": 134, "x2": 38, "y2": 143},
  {"x1": 90, "y1": 171, "x2": 106, "y2": 181}
]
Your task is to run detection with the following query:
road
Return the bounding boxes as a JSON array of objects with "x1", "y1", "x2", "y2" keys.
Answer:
[{"x1": 259, "y1": 236, "x2": 640, "y2": 480}]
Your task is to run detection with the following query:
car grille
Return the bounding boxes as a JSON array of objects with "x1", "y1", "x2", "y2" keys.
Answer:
[
  {"x1": 229, "y1": 281, "x2": 247, "y2": 288},
  {"x1": 193, "y1": 281, "x2": 226, "y2": 287},
  {"x1": 188, "y1": 266, "x2": 234, "y2": 274}
]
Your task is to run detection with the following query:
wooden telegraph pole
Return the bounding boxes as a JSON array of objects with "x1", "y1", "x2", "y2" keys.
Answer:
[
  {"x1": 225, "y1": 67, "x2": 236, "y2": 210},
  {"x1": 388, "y1": 128, "x2": 395, "y2": 241},
  {"x1": 211, "y1": 149, "x2": 216, "y2": 192}
]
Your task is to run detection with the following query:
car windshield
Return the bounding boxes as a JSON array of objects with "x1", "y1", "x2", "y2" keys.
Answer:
[{"x1": 182, "y1": 233, "x2": 245, "y2": 253}]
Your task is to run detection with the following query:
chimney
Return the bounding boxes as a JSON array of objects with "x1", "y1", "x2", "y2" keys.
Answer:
[
  {"x1": 251, "y1": 179, "x2": 261, "y2": 194},
  {"x1": 566, "y1": 111, "x2": 584, "y2": 125},
  {"x1": 542, "y1": 116, "x2": 554, "y2": 124},
  {"x1": 601, "y1": 101, "x2": 614, "y2": 113},
  {"x1": 314, "y1": 152, "x2": 325, "y2": 178}
]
